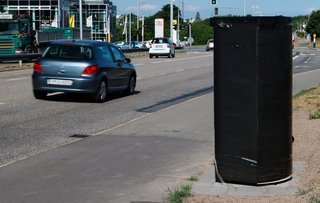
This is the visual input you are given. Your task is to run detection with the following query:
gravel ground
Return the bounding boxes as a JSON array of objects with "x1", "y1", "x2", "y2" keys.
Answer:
[{"x1": 187, "y1": 88, "x2": 320, "y2": 203}]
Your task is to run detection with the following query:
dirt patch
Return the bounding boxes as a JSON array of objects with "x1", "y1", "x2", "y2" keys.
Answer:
[{"x1": 187, "y1": 87, "x2": 320, "y2": 203}]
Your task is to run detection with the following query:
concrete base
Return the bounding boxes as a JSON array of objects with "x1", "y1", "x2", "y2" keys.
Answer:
[{"x1": 192, "y1": 162, "x2": 304, "y2": 196}]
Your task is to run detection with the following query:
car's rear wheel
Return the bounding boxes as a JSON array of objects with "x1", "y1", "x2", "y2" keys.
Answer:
[
  {"x1": 125, "y1": 75, "x2": 136, "y2": 95},
  {"x1": 33, "y1": 90, "x2": 47, "y2": 100},
  {"x1": 93, "y1": 80, "x2": 107, "y2": 103}
]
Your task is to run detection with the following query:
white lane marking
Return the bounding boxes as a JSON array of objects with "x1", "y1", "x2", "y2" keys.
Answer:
[
  {"x1": 304, "y1": 61, "x2": 308, "y2": 64},
  {"x1": 151, "y1": 61, "x2": 162, "y2": 64},
  {"x1": 307, "y1": 57, "x2": 312, "y2": 61},
  {"x1": 135, "y1": 63, "x2": 145, "y2": 66},
  {"x1": 175, "y1": 69, "x2": 184, "y2": 72},
  {"x1": 0, "y1": 102, "x2": 5, "y2": 105},
  {"x1": 5, "y1": 77, "x2": 29, "y2": 82},
  {"x1": 93, "y1": 94, "x2": 210, "y2": 136},
  {"x1": 292, "y1": 55, "x2": 300, "y2": 60}
]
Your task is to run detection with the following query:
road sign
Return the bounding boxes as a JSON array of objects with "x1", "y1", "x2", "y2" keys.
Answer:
[
  {"x1": 212, "y1": 0, "x2": 216, "y2": 4},
  {"x1": 188, "y1": 37, "x2": 194, "y2": 44}
]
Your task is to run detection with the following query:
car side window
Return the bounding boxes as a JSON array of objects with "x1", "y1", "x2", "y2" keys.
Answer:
[
  {"x1": 110, "y1": 46, "x2": 126, "y2": 62},
  {"x1": 97, "y1": 46, "x2": 113, "y2": 62}
]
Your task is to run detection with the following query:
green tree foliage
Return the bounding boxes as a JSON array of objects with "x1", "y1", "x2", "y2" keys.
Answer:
[
  {"x1": 0, "y1": 0, "x2": 6, "y2": 13},
  {"x1": 292, "y1": 15, "x2": 308, "y2": 32},
  {"x1": 195, "y1": 12, "x2": 201, "y2": 21},
  {"x1": 115, "y1": 4, "x2": 213, "y2": 44},
  {"x1": 190, "y1": 18, "x2": 213, "y2": 45},
  {"x1": 305, "y1": 10, "x2": 320, "y2": 36}
]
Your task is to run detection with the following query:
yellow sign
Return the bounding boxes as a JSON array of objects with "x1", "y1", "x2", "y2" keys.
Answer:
[
  {"x1": 173, "y1": 20, "x2": 177, "y2": 25},
  {"x1": 69, "y1": 15, "x2": 75, "y2": 28},
  {"x1": 313, "y1": 34, "x2": 317, "y2": 38}
]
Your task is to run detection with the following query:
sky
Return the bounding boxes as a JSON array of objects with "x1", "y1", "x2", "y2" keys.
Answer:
[{"x1": 111, "y1": 0, "x2": 320, "y2": 19}]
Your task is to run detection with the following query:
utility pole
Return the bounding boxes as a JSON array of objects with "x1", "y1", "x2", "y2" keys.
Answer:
[
  {"x1": 170, "y1": 0, "x2": 173, "y2": 40},
  {"x1": 79, "y1": 0, "x2": 83, "y2": 39},
  {"x1": 177, "y1": 0, "x2": 180, "y2": 44},
  {"x1": 129, "y1": 13, "x2": 132, "y2": 48},
  {"x1": 243, "y1": 0, "x2": 246, "y2": 16},
  {"x1": 137, "y1": 0, "x2": 139, "y2": 42}
]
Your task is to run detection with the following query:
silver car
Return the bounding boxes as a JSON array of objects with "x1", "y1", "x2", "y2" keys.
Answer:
[{"x1": 32, "y1": 40, "x2": 136, "y2": 103}]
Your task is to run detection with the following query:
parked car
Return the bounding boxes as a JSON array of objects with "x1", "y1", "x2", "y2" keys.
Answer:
[
  {"x1": 206, "y1": 39, "x2": 214, "y2": 51},
  {"x1": 149, "y1": 37, "x2": 175, "y2": 58},
  {"x1": 32, "y1": 40, "x2": 137, "y2": 103}
]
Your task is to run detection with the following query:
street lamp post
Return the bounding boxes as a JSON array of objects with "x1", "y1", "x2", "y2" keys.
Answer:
[
  {"x1": 137, "y1": 0, "x2": 139, "y2": 42},
  {"x1": 170, "y1": 0, "x2": 173, "y2": 40},
  {"x1": 79, "y1": 0, "x2": 83, "y2": 39},
  {"x1": 243, "y1": 0, "x2": 246, "y2": 16}
]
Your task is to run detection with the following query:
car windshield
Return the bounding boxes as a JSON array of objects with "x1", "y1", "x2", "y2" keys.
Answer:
[
  {"x1": 0, "y1": 21, "x2": 19, "y2": 35},
  {"x1": 42, "y1": 45, "x2": 93, "y2": 60},
  {"x1": 152, "y1": 38, "x2": 168, "y2": 44}
]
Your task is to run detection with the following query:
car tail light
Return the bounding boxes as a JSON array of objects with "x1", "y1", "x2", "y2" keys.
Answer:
[
  {"x1": 82, "y1": 65, "x2": 100, "y2": 75},
  {"x1": 33, "y1": 62, "x2": 43, "y2": 73}
]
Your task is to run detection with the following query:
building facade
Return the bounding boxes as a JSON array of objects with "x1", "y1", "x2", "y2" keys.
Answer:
[{"x1": 1, "y1": 0, "x2": 116, "y2": 41}]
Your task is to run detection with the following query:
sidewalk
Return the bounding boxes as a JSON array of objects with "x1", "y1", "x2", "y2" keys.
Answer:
[{"x1": 0, "y1": 94, "x2": 214, "y2": 203}]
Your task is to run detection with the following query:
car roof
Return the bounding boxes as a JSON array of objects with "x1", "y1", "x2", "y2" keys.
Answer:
[{"x1": 50, "y1": 39, "x2": 111, "y2": 47}]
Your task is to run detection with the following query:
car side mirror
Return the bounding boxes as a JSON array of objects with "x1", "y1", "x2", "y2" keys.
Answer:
[{"x1": 125, "y1": 58, "x2": 131, "y2": 63}]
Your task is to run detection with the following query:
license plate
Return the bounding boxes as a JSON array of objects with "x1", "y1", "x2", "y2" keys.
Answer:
[
  {"x1": 47, "y1": 79, "x2": 73, "y2": 86},
  {"x1": 156, "y1": 45, "x2": 162, "y2": 48}
]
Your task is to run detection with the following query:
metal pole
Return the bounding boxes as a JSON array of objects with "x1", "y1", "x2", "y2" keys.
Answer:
[
  {"x1": 170, "y1": 0, "x2": 173, "y2": 40},
  {"x1": 137, "y1": 0, "x2": 139, "y2": 42},
  {"x1": 243, "y1": 0, "x2": 246, "y2": 16},
  {"x1": 142, "y1": 16, "x2": 144, "y2": 44},
  {"x1": 177, "y1": 0, "x2": 180, "y2": 44},
  {"x1": 129, "y1": 13, "x2": 132, "y2": 48},
  {"x1": 79, "y1": 0, "x2": 83, "y2": 39}
]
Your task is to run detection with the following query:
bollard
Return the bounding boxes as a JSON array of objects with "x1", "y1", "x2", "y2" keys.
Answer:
[{"x1": 212, "y1": 17, "x2": 292, "y2": 185}]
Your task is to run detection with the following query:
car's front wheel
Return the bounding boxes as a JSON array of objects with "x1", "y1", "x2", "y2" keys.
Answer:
[
  {"x1": 93, "y1": 80, "x2": 107, "y2": 103},
  {"x1": 33, "y1": 90, "x2": 47, "y2": 100},
  {"x1": 149, "y1": 54, "x2": 153, "y2": 58}
]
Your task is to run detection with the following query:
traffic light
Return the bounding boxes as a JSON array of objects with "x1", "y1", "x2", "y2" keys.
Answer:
[
  {"x1": 173, "y1": 25, "x2": 177, "y2": 30},
  {"x1": 214, "y1": 7, "x2": 219, "y2": 16},
  {"x1": 212, "y1": 0, "x2": 216, "y2": 4}
]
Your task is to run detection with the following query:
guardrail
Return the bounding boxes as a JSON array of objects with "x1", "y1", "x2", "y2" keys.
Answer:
[
  {"x1": 0, "y1": 53, "x2": 41, "y2": 62},
  {"x1": 0, "y1": 46, "x2": 185, "y2": 63}
]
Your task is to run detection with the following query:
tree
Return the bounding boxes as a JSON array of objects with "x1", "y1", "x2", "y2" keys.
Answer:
[
  {"x1": 305, "y1": 10, "x2": 320, "y2": 36},
  {"x1": 190, "y1": 18, "x2": 213, "y2": 45},
  {"x1": 195, "y1": 12, "x2": 201, "y2": 21},
  {"x1": 0, "y1": 0, "x2": 6, "y2": 13}
]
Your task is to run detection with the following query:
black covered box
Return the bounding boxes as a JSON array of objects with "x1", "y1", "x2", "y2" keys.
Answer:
[{"x1": 212, "y1": 17, "x2": 292, "y2": 185}]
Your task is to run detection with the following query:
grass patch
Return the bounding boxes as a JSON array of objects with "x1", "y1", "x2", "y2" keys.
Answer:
[
  {"x1": 293, "y1": 88, "x2": 317, "y2": 98},
  {"x1": 293, "y1": 86, "x2": 320, "y2": 120},
  {"x1": 298, "y1": 187, "x2": 313, "y2": 195},
  {"x1": 310, "y1": 193, "x2": 320, "y2": 203},
  {"x1": 309, "y1": 109, "x2": 320, "y2": 120},
  {"x1": 164, "y1": 185, "x2": 192, "y2": 203},
  {"x1": 187, "y1": 176, "x2": 198, "y2": 182}
]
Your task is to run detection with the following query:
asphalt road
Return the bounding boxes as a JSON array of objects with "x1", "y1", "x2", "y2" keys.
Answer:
[{"x1": 0, "y1": 51, "x2": 214, "y2": 168}]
